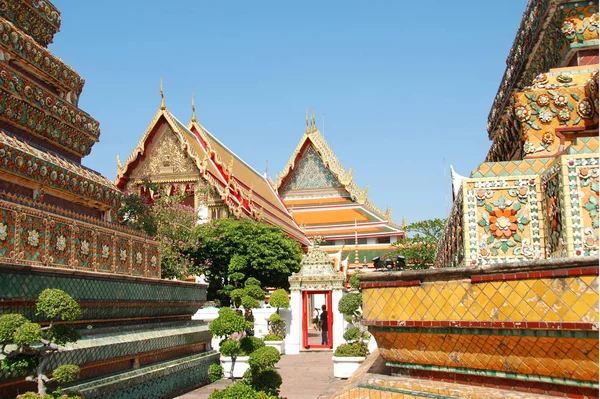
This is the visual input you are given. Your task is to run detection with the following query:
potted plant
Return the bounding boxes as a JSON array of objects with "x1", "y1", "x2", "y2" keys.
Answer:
[
  {"x1": 209, "y1": 345, "x2": 283, "y2": 398},
  {"x1": 263, "y1": 288, "x2": 289, "y2": 354},
  {"x1": 209, "y1": 307, "x2": 264, "y2": 380},
  {"x1": 332, "y1": 272, "x2": 370, "y2": 378}
]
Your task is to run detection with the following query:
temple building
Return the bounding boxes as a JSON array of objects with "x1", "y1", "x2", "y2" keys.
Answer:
[
  {"x1": 334, "y1": 0, "x2": 598, "y2": 398},
  {"x1": 116, "y1": 93, "x2": 310, "y2": 247},
  {"x1": 0, "y1": 2, "x2": 216, "y2": 397},
  {"x1": 276, "y1": 112, "x2": 405, "y2": 273}
]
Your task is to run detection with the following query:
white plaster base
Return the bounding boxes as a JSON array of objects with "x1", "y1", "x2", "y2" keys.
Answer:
[
  {"x1": 332, "y1": 356, "x2": 365, "y2": 379},
  {"x1": 220, "y1": 355, "x2": 250, "y2": 379},
  {"x1": 264, "y1": 340, "x2": 285, "y2": 355}
]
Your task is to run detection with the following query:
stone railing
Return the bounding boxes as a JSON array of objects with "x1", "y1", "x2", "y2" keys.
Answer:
[{"x1": 0, "y1": 191, "x2": 160, "y2": 277}]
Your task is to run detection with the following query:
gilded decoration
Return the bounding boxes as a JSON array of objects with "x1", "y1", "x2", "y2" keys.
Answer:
[
  {"x1": 0, "y1": 190, "x2": 160, "y2": 277},
  {"x1": 465, "y1": 177, "x2": 544, "y2": 266},
  {"x1": 0, "y1": 17, "x2": 84, "y2": 98},
  {"x1": 0, "y1": 0, "x2": 61, "y2": 47},
  {"x1": 277, "y1": 124, "x2": 396, "y2": 227},
  {"x1": 516, "y1": 69, "x2": 599, "y2": 157},
  {"x1": 279, "y1": 144, "x2": 341, "y2": 192},
  {"x1": 0, "y1": 130, "x2": 122, "y2": 209},
  {"x1": 131, "y1": 126, "x2": 197, "y2": 178}
]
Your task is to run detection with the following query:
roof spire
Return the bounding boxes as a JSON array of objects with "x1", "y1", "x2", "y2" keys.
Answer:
[
  {"x1": 191, "y1": 92, "x2": 197, "y2": 122},
  {"x1": 305, "y1": 108, "x2": 310, "y2": 133},
  {"x1": 160, "y1": 77, "x2": 166, "y2": 110}
]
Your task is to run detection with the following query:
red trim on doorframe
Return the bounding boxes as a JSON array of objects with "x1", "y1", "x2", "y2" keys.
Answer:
[{"x1": 302, "y1": 290, "x2": 333, "y2": 349}]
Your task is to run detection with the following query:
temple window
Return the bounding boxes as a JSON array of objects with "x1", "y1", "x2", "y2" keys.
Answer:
[{"x1": 376, "y1": 236, "x2": 391, "y2": 244}]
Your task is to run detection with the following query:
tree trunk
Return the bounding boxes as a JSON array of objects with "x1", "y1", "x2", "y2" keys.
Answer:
[
  {"x1": 230, "y1": 354, "x2": 236, "y2": 383},
  {"x1": 37, "y1": 357, "x2": 48, "y2": 396}
]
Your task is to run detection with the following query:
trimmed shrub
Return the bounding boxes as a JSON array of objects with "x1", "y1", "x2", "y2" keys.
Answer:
[
  {"x1": 333, "y1": 341, "x2": 369, "y2": 357},
  {"x1": 52, "y1": 364, "x2": 80, "y2": 385},
  {"x1": 208, "y1": 363, "x2": 224, "y2": 382},
  {"x1": 248, "y1": 346, "x2": 280, "y2": 371},
  {"x1": 240, "y1": 336, "x2": 264, "y2": 356},
  {"x1": 263, "y1": 333, "x2": 283, "y2": 341}
]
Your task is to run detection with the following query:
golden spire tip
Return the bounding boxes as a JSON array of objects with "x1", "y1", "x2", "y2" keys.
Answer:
[
  {"x1": 191, "y1": 92, "x2": 197, "y2": 122},
  {"x1": 160, "y1": 77, "x2": 166, "y2": 110}
]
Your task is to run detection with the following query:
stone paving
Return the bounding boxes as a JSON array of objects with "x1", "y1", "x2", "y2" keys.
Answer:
[{"x1": 176, "y1": 350, "x2": 347, "y2": 399}]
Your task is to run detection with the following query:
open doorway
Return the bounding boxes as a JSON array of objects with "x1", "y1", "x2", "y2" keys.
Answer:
[{"x1": 302, "y1": 290, "x2": 332, "y2": 349}]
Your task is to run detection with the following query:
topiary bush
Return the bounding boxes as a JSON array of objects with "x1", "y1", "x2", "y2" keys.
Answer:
[
  {"x1": 268, "y1": 289, "x2": 289, "y2": 312},
  {"x1": 267, "y1": 313, "x2": 285, "y2": 337},
  {"x1": 248, "y1": 346, "x2": 280, "y2": 371},
  {"x1": 51, "y1": 364, "x2": 80, "y2": 385},
  {"x1": 208, "y1": 381, "x2": 279, "y2": 399},
  {"x1": 263, "y1": 333, "x2": 283, "y2": 341},
  {"x1": 239, "y1": 336, "x2": 265, "y2": 356},
  {"x1": 208, "y1": 363, "x2": 224, "y2": 382},
  {"x1": 247, "y1": 368, "x2": 282, "y2": 396},
  {"x1": 0, "y1": 289, "x2": 82, "y2": 396},
  {"x1": 333, "y1": 341, "x2": 369, "y2": 357}
]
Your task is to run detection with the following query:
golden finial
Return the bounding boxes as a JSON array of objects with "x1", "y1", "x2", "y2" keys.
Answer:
[
  {"x1": 191, "y1": 92, "x2": 197, "y2": 122},
  {"x1": 401, "y1": 217, "x2": 407, "y2": 230},
  {"x1": 116, "y1": 153, "x2": 123, "y2": 170},
  {"x1": 160, "y1": 77, "x2": 166, "y2": 110},
  {"x1": 264, "y1": 160, "x2": 269, "y2": 177},
  {"x1": 305, "y1": 109, "x2": 310, "y2": 133},
  {"x1": 311, "y1": 109, "x2": 316, "y2": 130}
]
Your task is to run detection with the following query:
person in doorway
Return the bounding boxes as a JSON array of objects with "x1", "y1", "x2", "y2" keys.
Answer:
[
  {"x1": 312, "y1": 307, "x2": 320, "y2": 330},
  {"x1": 320, "y1": 304, "x2": 328, "y2": 345}
]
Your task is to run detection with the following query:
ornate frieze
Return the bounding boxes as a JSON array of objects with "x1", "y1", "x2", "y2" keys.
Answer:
[
  {"x1": 0, "y1": 130, "x2": 121, "y2": 209},
  {"x1": 0, "y1": 16, "x2": 84, "y2": 99},
  {"x1": 131, "y1": 125, "x2": 197, "y2": 178},
  {"x1": 515, "y1": 69, "x2": 598, "y2": 158},
  {"x1": 0, "y1": 0, "x2": 61, "y2": 47},
  {"x1": 0, "y1": 190, "x2": 160, "y2": 277},
  {"x1": 0, "y1": 61, "x2": 99, "y2": 155}
]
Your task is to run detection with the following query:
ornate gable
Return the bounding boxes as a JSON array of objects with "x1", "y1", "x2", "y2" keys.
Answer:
[
  {"x1": 128, "y1": 123, "x2": 198, "y2": 182},
  {"x1": 280, "y1": 143, "x2": 342, "y2": 192}
]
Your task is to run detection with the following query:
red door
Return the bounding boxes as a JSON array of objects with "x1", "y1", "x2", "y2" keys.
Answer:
[{"x1": 302, "y1": 290, "x2": 333, "y2": 349}]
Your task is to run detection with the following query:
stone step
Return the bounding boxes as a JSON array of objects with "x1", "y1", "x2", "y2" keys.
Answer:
[{"x1": 67, "y1": 350, "x2": 219, "y2": 399}]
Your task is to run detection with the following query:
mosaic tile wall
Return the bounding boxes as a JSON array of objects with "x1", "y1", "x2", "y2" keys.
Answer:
[
  {"x1": 436, "y1": 150, "x2": 599, "y2": 267},
  {"x1": 0, "y1": 193, "x2": 161, "y2": 277},
  {"x1": 359, "y1": 261, "x2": 599, "y2": 392},
  {"x1": 333, "y1": 374, "x2": 596, "y2": 399},
  {"x1": 67, "y1": 351, "x2": 219, "y2": 399},
  {"x1": 0, "y1": 266, "x2": 206, "y2": 322}
]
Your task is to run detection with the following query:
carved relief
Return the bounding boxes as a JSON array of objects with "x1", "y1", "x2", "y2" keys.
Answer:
[{"x1": 132, "y1": 126, "x2": 197, "y2": 178}]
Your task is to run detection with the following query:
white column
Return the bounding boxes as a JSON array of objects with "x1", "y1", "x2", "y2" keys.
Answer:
[
  {"x1": 331, "y1": 289, "x2": 345, "y2": 351},
  {"x1": 285, "y1": 290, "x2": 302, "y2": 355}
]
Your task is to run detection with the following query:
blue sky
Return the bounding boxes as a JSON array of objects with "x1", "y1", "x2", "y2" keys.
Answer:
[{"x1": 50, "y1": 0, "x2": 526, "y2": 225}]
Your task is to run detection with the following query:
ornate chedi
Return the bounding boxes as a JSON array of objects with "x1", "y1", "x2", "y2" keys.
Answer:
[
  {"x1": 333, "y1": 1, "x2": 599, "y2": 398},
  {"x1": 116, "y1": 93, "x2": 310, "y2": 247},
  {"x1": 0, "y1": 2, "x2": 216, "y2": 398},
  {"x1": 277, "y1": 111, "x2": 404, "y2": 275}
]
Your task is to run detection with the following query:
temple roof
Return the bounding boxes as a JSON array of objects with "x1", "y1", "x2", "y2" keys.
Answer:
[
  {"x1": 116, "y1": 102, "x2": 310, "y2": 247},
  {"x1": 276, "y1": 114, "x2": 404, "y2": 240}
]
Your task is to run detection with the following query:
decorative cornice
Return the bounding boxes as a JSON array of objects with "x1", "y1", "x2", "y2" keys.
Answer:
[
  {"x1": 0, "y1": 16, "x2": 85, "y2": 99},
  {"x1": 0, "y1": 61, "x2": 100, "y2": 155},
  {"x1": 0, "y1": 0, "x2": 61, "y2": 47},
  {"x1": 0, "y1": 129, "x2": 121, "y2": 209}
]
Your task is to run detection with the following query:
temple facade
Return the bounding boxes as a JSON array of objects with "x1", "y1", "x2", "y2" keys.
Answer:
[
  {"x1": 334, "y1": 1, "x2": 599, "y2": 398},
  {"x1": 0, "y1": 2, "x2": 216, "y2": 397},
  {"x1": 276, "y1": 112, "x2": 405, "y2": 273},
  {"x1": 116, "y1": 95, "x2": 310, "y2": 247}
]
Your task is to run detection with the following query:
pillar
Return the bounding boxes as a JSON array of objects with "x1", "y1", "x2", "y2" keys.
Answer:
[{"x1": 286, "y1": 290, "x2": 302, "y2": 355}]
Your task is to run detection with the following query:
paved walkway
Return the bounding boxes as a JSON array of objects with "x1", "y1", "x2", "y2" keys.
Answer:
[{"x1": 176, "y1": 351, "x2": 347, "y2": 399}]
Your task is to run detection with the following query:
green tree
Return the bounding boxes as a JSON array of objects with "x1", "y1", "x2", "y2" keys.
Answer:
[
  {"x1": 391, "y1": 218, "x2": 446, "y2": 269},
  {"x1": 118, "y1": 184, "x2": 198, "y2": 279},
  {"x1": 0, "y1": 289, "x2": 82, "y2": 396},
  {"x1": 188, "y1": 218, "x2": 303, "y2": 302}
]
